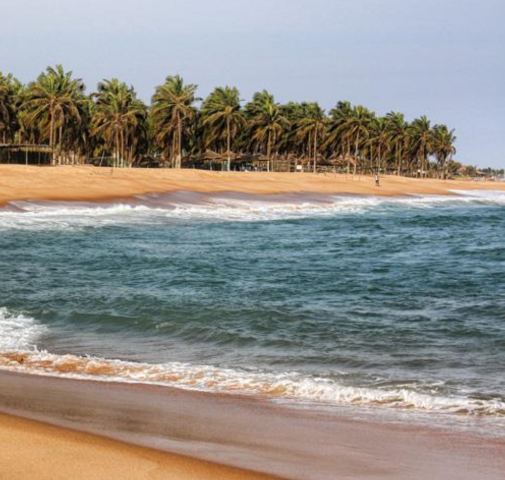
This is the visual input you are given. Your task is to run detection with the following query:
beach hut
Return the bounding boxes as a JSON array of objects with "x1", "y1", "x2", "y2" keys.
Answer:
[{"x1": 0, "y1": 144, "x2": 54, "y2": 165}]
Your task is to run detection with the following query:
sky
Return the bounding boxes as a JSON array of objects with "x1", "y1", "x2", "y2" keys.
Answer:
[{"x1": 1, "y1": 0, "x2": 504, "y2": 167}]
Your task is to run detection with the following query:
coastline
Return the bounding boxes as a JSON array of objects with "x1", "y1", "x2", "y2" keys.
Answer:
[
  {"x1": 1, "y1": 369, "x2": 504, "y2": 480},
  {"x1": 2, "y1": 165, "x2": 505, "y2": 480},
  {"x1": 1, "y1": 165, "x2": 504, "y2": 207}
]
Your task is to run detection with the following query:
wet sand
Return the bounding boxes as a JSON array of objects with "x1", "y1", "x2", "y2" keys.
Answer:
[
  {"x1": 1, "y1": 165, "x2": 504, "y2": 206},
  {"x1": 0, "y1": 370, "x2": 503, "y2": 480},
  {"x1": 0, "y1": 413, "x2": 278, "y2": 480}
]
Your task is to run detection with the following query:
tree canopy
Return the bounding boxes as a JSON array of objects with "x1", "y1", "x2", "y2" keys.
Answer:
[{"x1": 0, "y1": 66, "x2": 463, "y2": 177}]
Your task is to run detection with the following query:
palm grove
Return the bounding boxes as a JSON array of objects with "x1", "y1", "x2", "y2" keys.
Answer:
[{"x1": 0, "y1": 66, "x2": 459, "y2": 177}]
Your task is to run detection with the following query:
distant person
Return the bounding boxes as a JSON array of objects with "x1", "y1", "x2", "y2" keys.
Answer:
[{"x1": 375, "y1": 174, "x2": 380, "y2": 187}]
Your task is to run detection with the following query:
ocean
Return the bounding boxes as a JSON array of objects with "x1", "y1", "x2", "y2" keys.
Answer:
[{"x1": 1, "y1": 189, "x2": 504, "y2": 438}]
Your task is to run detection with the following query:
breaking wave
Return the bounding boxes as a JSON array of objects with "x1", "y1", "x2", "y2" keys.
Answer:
[
  {"x1": 0, "y1": 189, "x2": 504, "y2": 229},
  {"x1": 0, "y1": 307, "x2": 48, "y2": 351},
  {"x1": 0, "y1": 308, "x2": 503, "y2": 418}
]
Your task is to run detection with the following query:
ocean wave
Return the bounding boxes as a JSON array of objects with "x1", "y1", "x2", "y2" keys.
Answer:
[
  {"x1": 0, "y1": 307, "x2": 503, "y2": 417},
  {"x1": 0, "y1": 202, "x2": 168, "y2": 230},
  {"x1": 0, "y1": 307, "x2": 48, "y2": 351},
  {"x1": 0, "y1": 190, "x2": 504, "y2": 229},
  {"x1": 449, "y1": 189, "x2": 505, "y2": 202},
  {"x1": 0, "y1": 348, "x2": 503, "y2": 418}
]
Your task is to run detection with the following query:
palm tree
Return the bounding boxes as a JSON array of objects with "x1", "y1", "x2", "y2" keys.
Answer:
[
  {"x1": 386, "y1": 112, "x2": 410, "y2": 176},
  {"x1": 91, "y1": 79, "x2": 148, "y2": 167},
  {"x1": 25, "y1": 65, "x2": 86, "y2": 163},
  {"x1": 333, "y1": 105, "x2": 373, "y2": 174},
  {"x1": 279, "y1": 102, "x2": 304, "y2": 157},
  {"x1": 410, "y1": 116, "x2": 433, "y2": 177},
  {"x1": 0, "y1": 73, "x2": 19, "y2": 144},
  {"x1": 2, "y1": 65, "x2": 463, "y2": 176},
  {"x1": 432, "y1": 125, "x2": 456, "y2": 179},
  {"x1": 9, "y1": 80, "x2": 35, "y2": 145},
  {"x1": 201, "y1": 86, "x2": 246, "y2": 171},
  {"x1": 151, "y1": 75, "x2": 198, "y2": 168},
  {"x1": 368, "y1": 117, "x2": 390, "y2": 174},
  {"x1": 323, "y1": 101, "x2": 353, "y2": 171},
  {"x1": 246, "y1": 91, "x2": 289, "y2": 172},
  {"x1": 295, "y1": 102, "x2": 327, "y2": 172}
]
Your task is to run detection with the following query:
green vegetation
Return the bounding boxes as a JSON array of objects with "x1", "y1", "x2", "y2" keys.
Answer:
[{"x1": 0, "y1": 65, "x2": 467, "y2": 177}]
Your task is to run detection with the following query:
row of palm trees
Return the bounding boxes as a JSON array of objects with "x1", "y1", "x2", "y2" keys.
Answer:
[{"x1": 1, "y1": 65, "x2": 458, "y2": 177}]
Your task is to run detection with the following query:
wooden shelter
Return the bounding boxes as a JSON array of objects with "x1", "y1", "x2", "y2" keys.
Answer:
[
  {"x1": 183, "y1": 150, "x2": 273, "y2": 171},
  {"x1": 0, "y1": 144, "x2": 53, "y2": 165}
]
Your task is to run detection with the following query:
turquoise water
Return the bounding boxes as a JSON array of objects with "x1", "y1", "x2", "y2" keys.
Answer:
[{"x1": 1, "y1": 190, "x2": 504, "y2": 434}]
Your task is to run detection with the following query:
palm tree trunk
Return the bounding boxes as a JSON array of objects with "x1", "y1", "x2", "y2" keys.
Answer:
[
  {"x1": 444, "y1": 152, "x2": 452, "y2": 180},
  {"x1": 313, "y1": 129, "x2": 318, "y2": 173},
  {"x1": 119, "y1": 129, "x2": 125, "y2": 168},
  {"x1": 400, "y1": 145, "x2": 404, "y2": 177},
  {"x1": 177, "y1": 115, "x2": 182, "y2": 169},
  {"x1": 346, "y1": 141, "x2": 350, "y2": 175},
  {"x1": 420, "y1": 143, "x2": 426, "y2": 178},
  {"x1": 267, "y1": 131, "x2": 272, "y2": 172},
  {"x1": 367, "y1": 145, "x2": 371, "y2": 174},
  {"x1": 308, "y1": 133, "x2": 312, "y2": 167},
  {"x1": 58, "y1": 125, "x2": 63, "y2": 165},
  {"x1": 397, "y1": 144, "x2": 402, "y2": 176},
  {"x1": 354, "y1": 133, "x2": 360, "y2": 175},
  {"x1": 115, "y1": 133, "x2": 121, "y2": 168},
  {"x1": 171, "y1": 131, "x2": 176, "y2": 168},
  {"x1": 49, "y1": 113, "x2": 55, "y2": 165},
  {"x1": 227, "y1": 116, "x2": 231, "y2": 171}
]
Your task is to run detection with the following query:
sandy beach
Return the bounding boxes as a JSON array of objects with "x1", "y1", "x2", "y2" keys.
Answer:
[
  {"x1": 1, "y1": 165, "x2": 504, "y2": 206},
  {"x1": 1, "y1": 370, "x2": 504, "y2": 480},
  {"x1": 2, "y1": 0, "x2": 504, "y2": 479}
]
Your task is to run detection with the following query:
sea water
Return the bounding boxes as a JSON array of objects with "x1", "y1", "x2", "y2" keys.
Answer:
[{"x1": 0, "y1": 190, "x2": 504, "y2": 437}]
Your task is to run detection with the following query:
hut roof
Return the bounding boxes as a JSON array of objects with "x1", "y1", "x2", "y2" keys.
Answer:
[
  {"x1": 328, "y1": 154, "x2": 357, "y2": 166},
  {"x1": 0, "y1": 144, "x2": 53, "y2": 152},
  {"x1": 199, "y1": 149, "x2": 242, "y2": 161}
]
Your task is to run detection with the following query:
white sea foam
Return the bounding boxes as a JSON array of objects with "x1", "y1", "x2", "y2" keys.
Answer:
[
  {"x1": 1, "y1": 345, "x2": 503, "y2": 417},
  {"x1": 0, "y1": 190, "x2": 504, "y2": 230},
  {"x1": 449, "y1": 189, "x2": 505, "y2": 203},
  {"x1": 0, "y1": 307, "x2": 48, "y2": 351}
]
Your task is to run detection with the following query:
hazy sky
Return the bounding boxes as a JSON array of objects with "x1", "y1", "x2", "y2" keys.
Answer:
[{"x1": 1, "y1": 0, "x2": 504, "y2": 167}]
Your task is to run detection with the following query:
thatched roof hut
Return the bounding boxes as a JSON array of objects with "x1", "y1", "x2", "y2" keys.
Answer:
[{"x1": 0, "y1": 144, "x2": 53, "y2": 165}]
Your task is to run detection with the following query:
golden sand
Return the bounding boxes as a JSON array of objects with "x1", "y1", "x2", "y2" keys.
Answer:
[
  {"x1": 0, "y1": 165, "x2": 503, "y2": 206},
  {"x1": 2, "y1": 365, "x2": 505, "y2": 480},
  {"x1": 0, "y1": 413, "x2": 278, "y2": 480}
]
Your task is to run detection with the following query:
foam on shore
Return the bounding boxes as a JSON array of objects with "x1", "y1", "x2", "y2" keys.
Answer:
[
  {"x1": 0, "y1": 307, "x2": 503, "y2": 420},
  {"x1": 0, "y1": 189, "x2": 504, "y2": 229}
]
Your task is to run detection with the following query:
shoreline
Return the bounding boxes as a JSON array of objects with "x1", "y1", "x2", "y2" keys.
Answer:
[
  {"x1": 1, "y1": 369, "x2": 504, "y2": 480},
  {"x1": 1, "y1": 165, "x2": 504, "y2": 207}
]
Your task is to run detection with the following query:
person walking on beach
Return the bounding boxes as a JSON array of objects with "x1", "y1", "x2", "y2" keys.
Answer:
[{"x1": 375, "y1": 173, "x2": 380, "y2": 187}]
